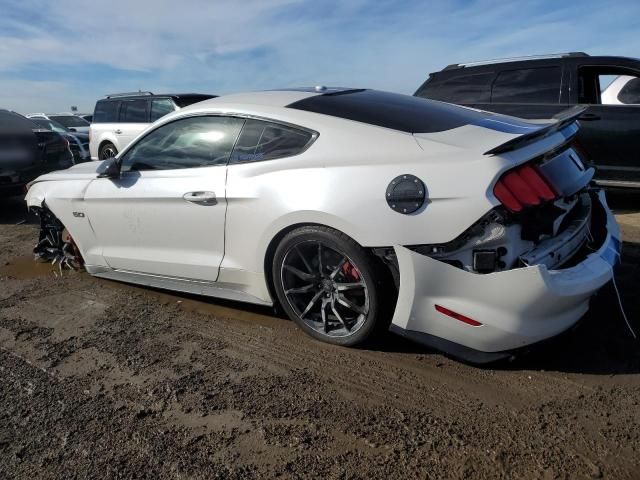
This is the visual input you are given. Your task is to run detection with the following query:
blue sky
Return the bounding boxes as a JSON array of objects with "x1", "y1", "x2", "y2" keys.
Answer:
[{"x1": 1, "y1": 0, "x2": 639, "y2": 113}]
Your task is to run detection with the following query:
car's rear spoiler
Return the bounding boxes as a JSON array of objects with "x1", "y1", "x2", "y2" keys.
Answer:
[{"x1": 484, "y1": 106, "x2": 587, "y2": 156}]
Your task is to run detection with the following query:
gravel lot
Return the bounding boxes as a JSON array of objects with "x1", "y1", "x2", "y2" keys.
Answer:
[{"x1": 1, "y1": 193, "x2": 639, "y2": 479}]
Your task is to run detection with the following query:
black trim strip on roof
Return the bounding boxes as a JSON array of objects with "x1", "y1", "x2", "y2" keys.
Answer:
[{"x1": 286, "y1": 89, "x2": 499, "y2": 134}]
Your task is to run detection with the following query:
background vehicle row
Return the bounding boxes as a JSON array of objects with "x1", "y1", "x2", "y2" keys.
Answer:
[{"x1": 415, "y1": 53, "x2": 640, "y2": 189}]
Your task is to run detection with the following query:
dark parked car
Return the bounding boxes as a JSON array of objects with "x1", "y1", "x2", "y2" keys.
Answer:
[
  {"x1": 415, "y1": 53, "x2": 640, "y2": 189},
  {"x1": 0, "y1": 109, "x2": 74, "y2": 197},
  {"x1": 28, "y1": 117, "x2": 91, "y2": 163}
]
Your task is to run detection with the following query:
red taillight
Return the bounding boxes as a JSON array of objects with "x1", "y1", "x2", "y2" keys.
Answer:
[
  {"x1": 517, "y1": 165, "x2": 556, "y2": 201},
  {"x1": 435, "y1": 304, "x2": 483, "y2": 327},
  {"x1": 493, "y1": 163, "x2": 557, "y2": 213},
  {"x1": 493, "y1": 181, "x2": 524, "y2": 212}
]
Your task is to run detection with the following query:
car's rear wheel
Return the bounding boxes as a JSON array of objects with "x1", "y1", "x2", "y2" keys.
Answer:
[
  {"x1": 272, "y1": 226, "x2": 392, "y2": 346},
  {"x1": 99, "y1": 142, "x2": 118, "y2": 160}
]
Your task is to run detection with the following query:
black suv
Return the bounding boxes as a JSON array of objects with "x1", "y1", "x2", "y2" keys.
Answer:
[{"x1": 415, "y1": 53, "x2": 640, "y2": 188}]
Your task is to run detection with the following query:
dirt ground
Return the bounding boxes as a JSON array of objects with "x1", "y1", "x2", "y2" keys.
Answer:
[{"x1": 1, "y1": 193, "x2": 639, "y2": 480}]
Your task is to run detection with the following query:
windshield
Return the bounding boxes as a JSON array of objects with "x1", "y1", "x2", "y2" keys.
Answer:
[
  {"x1": 50, "y1": 115, "x2": 90, "y2": 128},
  {"x1": 31, "y1": 118, "x2": 69, "y2": 133}
]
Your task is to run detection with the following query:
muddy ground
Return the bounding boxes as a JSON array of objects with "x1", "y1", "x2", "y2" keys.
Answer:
[{"x1": 0, "y1": 193, "x2": 639, "y2": 479}]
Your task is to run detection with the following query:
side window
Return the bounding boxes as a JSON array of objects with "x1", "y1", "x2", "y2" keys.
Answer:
[
  {"x1": 618, "y1": 77, "x2": 640, "y2": 104},
  {"x1": 601, "y1": 75, "x2": 640, "y2": 105},
  {"x1": 120, "y1": 116, "x2": 244, "y2": 172},
  {"x1": 230, "y1": 119, "x2": 314, "y2": 164},
  {"x1": 150, "y1": 98, "x2": 175, "y2": 122},
  {"x1": 120, "y1": 99, "x2": 148, "y2": 123},
  {"x1": 491, "y1": 67, "x2": 562, "y2": 104},
  {"x1": 420, "y1": 73, "x2": 495, "y2": 103},
  {"x1": 579, "y1": 67, "x2": 640, "y2": 104},
  {"x1": 93, "y1": 100, "x2": 120, "y2": 123}
]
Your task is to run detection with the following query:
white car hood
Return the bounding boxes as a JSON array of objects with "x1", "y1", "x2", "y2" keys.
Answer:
[{"x1": 29, "y1": 160, "x2": 107, "y2": 185}]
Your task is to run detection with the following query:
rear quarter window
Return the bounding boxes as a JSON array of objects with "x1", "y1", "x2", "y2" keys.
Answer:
[
  {"x1": 93, "y1": 100, "x2": 120, "y2": 123},
  {"x1": 230, "y1": 119, "x2": 314, "y2": 164},
  {"x1": 491, "y1": 67, "x2": 562, "y2": 104}
]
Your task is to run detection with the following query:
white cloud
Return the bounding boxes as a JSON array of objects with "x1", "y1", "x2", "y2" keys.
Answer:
[{"x1": 1, "y1": 0, "x2": 640, "y2": 112}]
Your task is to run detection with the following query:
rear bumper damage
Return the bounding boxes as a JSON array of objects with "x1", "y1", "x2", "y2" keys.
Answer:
[{"x1": 390, "y1": 190, "x2": 620, "y2": 363}]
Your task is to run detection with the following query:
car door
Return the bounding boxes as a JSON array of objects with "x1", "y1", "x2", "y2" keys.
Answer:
[
  {"x1": 117, "y1": 99, "x2": 150, "y2": 150},
  {"x1": 572, "y1": 65, "x2": 640, "y2": 184},
  {"x1": 83, "y1": 115, "x2": 245, "y2": 281}
]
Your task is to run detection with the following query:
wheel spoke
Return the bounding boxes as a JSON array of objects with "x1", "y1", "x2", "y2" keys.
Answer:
[
  {"x1": 317, "y1": 243, "x2": 323, "y2": 274},
  {"x1": 285, "y1": 284, "x2": 315, "y2": 295},
  {"x1": 337, "y1": 294, "x2": 367, "y2": 315},
  {"x1": 283, "y1": 264, "x2": 316, "y2": 281},
  {"x1": 295, "y1": 245, "x2": 314, "y2": 273},
  {"x1": 335, "y1": 282, "x2": 364, "y2": 292},
  {"x1": 330, "y1": 298, "x2": 350, "y2": 331},
  {"x1": 321, "y1": 298, "x2": 329, "y2": 333},
  {"x1": 329, "y1": 256, "x2": 346, "y2": 279},
  {"x1": 300, "y1": 290, "x2": 323, "y2": 318}
]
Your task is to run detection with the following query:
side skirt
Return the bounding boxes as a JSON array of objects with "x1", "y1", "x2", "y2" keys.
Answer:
[{"x1": 87, "y1": 266, "x2": 273, "y2": 306}]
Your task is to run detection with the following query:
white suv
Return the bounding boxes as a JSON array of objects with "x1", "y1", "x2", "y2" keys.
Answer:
[{"x1": 89, "y1": 92, "x2": 215, "y2": 160}]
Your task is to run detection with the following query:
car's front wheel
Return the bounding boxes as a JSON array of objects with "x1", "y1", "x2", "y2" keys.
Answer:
[
  {"x1": 99, "y1": 142, "x2": 118, "y2": 160},
  {"x1": 272, "y1": 226, "x2": 393, "y2": 346}
]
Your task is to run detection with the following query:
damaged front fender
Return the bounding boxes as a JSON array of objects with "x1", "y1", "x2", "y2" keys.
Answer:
[{"x1": 32, "y1": 203, "x2": 84, "y2": 271}]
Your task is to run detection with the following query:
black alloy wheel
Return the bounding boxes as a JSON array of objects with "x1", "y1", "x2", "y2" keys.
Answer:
[{"x1": 273, "y1": 226, "x2": 393, "y2": 346}]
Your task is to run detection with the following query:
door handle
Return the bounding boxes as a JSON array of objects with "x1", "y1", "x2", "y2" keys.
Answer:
[
  {"x1": 114, "y1": 129, "x2": 123, "y2": 134},
  {"x1": 578, "y1": 113, "x2": 600, "y2": 121},
  {"x1": 183, "y1": 191, "x2": 217, "y2": 205}
]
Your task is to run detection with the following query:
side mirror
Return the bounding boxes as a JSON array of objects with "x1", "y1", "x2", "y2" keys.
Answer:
[{"x1": 97, "y1": 157, "x2": 121, "y2": 179}]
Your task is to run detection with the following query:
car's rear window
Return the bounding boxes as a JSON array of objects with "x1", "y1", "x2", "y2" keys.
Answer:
[
  {"x1": 50, "y1": 115, "x2": 89, "y2": 128},
  {"x1": 0, "y1": 110, "x2": 38, "y2": 133},
  {"x1": 287, "y1": 89, "x2": 493, "y2": 133}
]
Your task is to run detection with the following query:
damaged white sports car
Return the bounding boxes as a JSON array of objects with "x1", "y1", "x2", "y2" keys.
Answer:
[{"x1": 25, "y1": 88, "x2": 620, "y2": 363}]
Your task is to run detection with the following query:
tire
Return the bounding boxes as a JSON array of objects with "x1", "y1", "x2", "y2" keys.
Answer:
[
  {"x1": 272, "y1": 225, "x2": 394, "y2": 346},
  {"x1": 99, "y1": 142, "x2": 118, "y2": 160}
]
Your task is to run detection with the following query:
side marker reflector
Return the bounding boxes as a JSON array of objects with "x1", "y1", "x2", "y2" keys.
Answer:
[{"x1": 435, "y1": 304, "x2": 483, "y2": 327}]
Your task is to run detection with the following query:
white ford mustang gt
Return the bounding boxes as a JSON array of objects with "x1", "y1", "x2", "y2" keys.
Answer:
[{"x1": 25, "y1": 88, "x2": 620, "y2": 363}]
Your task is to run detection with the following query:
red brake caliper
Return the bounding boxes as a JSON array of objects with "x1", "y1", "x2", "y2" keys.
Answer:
[{"x1": 341, "y1": 261, "x2": 360, "y2": 280}]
